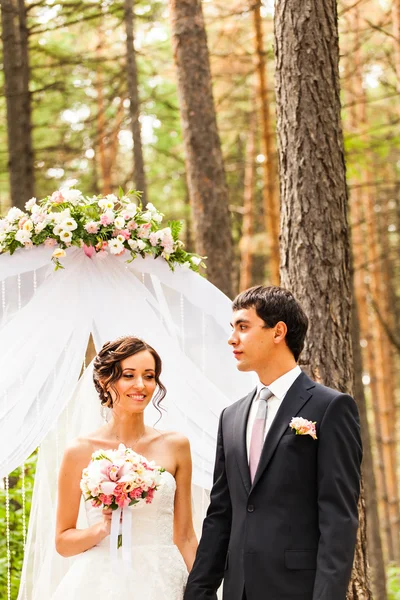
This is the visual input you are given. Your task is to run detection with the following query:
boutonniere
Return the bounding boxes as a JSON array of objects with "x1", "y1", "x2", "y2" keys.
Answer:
[{"x1": 289, "y1": 417, "x2": 317, "y2": 440}]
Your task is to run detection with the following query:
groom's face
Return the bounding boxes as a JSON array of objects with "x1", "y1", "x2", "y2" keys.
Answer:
[{"x1": 228, "y1": 307, "x2": 275, "y2": 372}]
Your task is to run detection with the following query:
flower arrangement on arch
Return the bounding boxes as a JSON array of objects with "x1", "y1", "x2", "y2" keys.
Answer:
[{"x1": 0, "y1": 181, "x2": 206, "y2": 272}]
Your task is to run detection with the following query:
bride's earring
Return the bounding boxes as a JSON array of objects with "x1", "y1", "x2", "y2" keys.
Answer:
[{"x1": 101, "y1": 404, "x2": 109, "y2": 423}]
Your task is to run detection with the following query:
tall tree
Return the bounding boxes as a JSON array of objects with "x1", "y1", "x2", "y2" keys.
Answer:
[
  {"x1": 275, "y1": 1, "x2": 371, "y2": 597},
  {"x1": 124, "y1": 0, "x2": 147, "y2": 205},
  {"x1": 1, "y1": 0, "x2": 34, "y2": 208},
  {"x1": 169, "y1": 0, "x2": 233, "y2": 297},
  {"x1": 251, "y1": 0, "x2": 279, "y2": 285}
]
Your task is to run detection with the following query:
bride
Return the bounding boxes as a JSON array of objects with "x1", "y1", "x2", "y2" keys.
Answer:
[{"x1": 51, "y1": 335, "x2": 197, "y2": 599}]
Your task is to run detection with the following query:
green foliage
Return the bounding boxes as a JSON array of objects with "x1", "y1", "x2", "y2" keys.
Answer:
[
  {"x1": 0, "y1": 453, "x2": 37, "y2": 599},
  {"x1": 388, "y1": 564, "x2": 400, "y2": 600}
]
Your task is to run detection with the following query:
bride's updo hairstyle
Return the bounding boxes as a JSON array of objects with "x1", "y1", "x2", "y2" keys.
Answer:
[{"x1": 93, "y1": 336, "x2": 166, "y2": 416}]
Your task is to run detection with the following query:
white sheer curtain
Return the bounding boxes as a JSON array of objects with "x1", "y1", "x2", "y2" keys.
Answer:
[{"x1": 0, "y1": 247, "x2": 255, "y2": 599}]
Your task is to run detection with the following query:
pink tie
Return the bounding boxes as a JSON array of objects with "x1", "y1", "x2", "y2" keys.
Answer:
[{"x1": 249, "y1": 387, "x2": 273, "y2": 482}]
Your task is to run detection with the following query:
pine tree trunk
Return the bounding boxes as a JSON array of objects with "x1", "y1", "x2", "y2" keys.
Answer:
[
  {"x1": 96, "y1": 28, "x2": 112, "y2": 195},
  {"x1": 252, "y1": 1, "x2": 279, "y2": 285},
  {"x1": 274, "y1": 1, "x2": 371, "y2": 597},
  {"x1": 125, "y1": 0, "x2": 147, "y2": 205},
  {"x1": 1, "y1": 0, "x2": 34, "y2": 208},
  {"x1": 239, "y1": 112, "x2": 257, "y2": 291},
  {"x1": 346, "y1": 11, "x2": 388, "y2": 594},
  {"x1": 393, "y1": 0, "x2": 400, "y2": 91},
  {"x1": 169, "y1": 0, "x2": 233, "y2": 297}
]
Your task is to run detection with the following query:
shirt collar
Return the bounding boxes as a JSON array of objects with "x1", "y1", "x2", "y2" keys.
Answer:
[{"x1": 256, "y1": 365, "x2": 302, "y2": 400}]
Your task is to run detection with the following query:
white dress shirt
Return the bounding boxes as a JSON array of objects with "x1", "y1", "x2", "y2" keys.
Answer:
[{"x1": 246, "y1": 365, "x2": 302, "y2": 461}]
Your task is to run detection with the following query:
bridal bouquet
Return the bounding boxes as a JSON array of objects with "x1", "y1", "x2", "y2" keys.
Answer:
[
  {"x1": 0, "y1": 181, "x2": 206, "y2": 272},
  {"x1": 80, "y1": 443, "x2": 165, "y2": 510}
]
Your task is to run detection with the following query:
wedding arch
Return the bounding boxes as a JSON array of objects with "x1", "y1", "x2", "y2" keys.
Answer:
[{"x1": 0, "y1": 194, "x2": 253, "y2": 599}]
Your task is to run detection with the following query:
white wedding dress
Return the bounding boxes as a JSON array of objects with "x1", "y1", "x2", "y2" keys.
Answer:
[{"x1": 50, "y1": 470, "x2": 188, "y2": 599}]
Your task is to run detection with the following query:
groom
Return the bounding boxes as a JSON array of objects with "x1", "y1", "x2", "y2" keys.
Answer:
[{"x1": 184, "y1": 286, "x2": 362, "y2": 600}]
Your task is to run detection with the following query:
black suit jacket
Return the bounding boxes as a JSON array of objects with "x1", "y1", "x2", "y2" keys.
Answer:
[{"x1": 184, "y1": 371, "x2": 362, "y2": 600}]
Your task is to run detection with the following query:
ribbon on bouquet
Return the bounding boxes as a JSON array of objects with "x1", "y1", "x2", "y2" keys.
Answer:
[{"x1": 110, "y1": 506, "x2": 133, "y2": 562}]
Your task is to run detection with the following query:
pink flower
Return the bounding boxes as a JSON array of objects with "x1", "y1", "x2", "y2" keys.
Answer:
[
  {"x1": 91, "y1": 498, "x2": 102, "y2": 508},
  {"x1": 84, "y1": 221, "x2": 99, "y2": 234},
  {"x1": 138, "y1": 223, "x2": 151, "y2": 239},
  {"x1": 127, "y1": 220, "x2": 138, "y2": 231},
  {"x1": 44, "y1": 238, "x2": 57, "y2": 247},
  {"x1": 50, "y1": 191, "x2": 64, "y2": 204},
  {"x1": 145, "y1": 488, "x2": 155, "y2": 504},
  {"x1": 98, "y1": 493, "x2": 114, "y2": 506},
  {"x1": 117, "y1": 229, "x2": 131, "y2": 240},
  {"x1": 289, "y1": 417, "x2": 317, "y2": 440},
  {"x1": 100, "y1": 213, "x2": 112, "y2": 226},
  {"x1": 95, "y1": 241, "x2": 108, "y2": 252},
  {"x1": 107, "y1": 464, "x2": 122, "y2": 482},
  {"x1": 83, "y1": 244, "x2": 95, "y2": 258},
  {"x1": 149, "y1": 232, "x2": 160, "y2": 247},
  {"x1": 129, "y1": 487, "x2": 144, "y2": 500},
  {"x1": 18, "y1": 217, "x2": 28, "y2": 229}
]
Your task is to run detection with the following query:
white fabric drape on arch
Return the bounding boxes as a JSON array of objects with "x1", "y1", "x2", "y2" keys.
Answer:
[{"x1": 0, "y1": 246, "x2": 254, "y2": 599}]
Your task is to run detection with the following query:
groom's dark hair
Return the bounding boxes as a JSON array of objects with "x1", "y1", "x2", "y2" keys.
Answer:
[{"x1": 232, "y1": 286, "x2": 309, "y2": 361}]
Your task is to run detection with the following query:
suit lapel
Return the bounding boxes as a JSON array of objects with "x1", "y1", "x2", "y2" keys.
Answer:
[
  {"x1": 234, "y1": 388, "x2": 256, "y2": 495},
  {"x1": 251, "y1": 371, "x2": 315, "y2": 491}
]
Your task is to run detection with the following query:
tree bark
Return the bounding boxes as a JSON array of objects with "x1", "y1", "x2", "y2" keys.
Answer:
[
  {"x1": 239, "y1": 112, "x2": 257, "y2": 291},
  {"x1": 252, "y1": 0, "x2": 280, "y2": 285},
  {"x1": 393, "y1": 0, "x2": 400, "y2": 92},
  {"x1": 275, "y1": 1, "x2": 371, "y2": 597},
  {"x1": 169, "y1": 0, "x2": 233, "y2": 297},
  {"x1": 346, "y1": 10, "x2": 388, "y2": 594},
  {"x1": 1, "y1": 0, "x2": 34, "y2": 208},
  {"x1": 125, "y1": 0, "x2": 148, "y2": 205}
]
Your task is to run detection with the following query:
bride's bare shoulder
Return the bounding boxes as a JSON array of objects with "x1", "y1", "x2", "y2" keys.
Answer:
[
  {"x1": 158, "y1": 430, "x2": 190, "y2": 451},
  {"x1": 62, "y1": 435, "x2": 97, "y2": 465}
]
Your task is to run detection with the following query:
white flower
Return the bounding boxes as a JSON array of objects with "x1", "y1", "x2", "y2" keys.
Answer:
[
  {"x1": 30, "y1": 204, "x2": 41, "y2": 215},
  {"x1": 7, "y1": 207, "x2": 24, "y2": 222},
  {"x1": 52, "y1": 248, "x2": 66, "y2": 259},
  {"x1": 34, "y1": 222, "x2": 47, "y2": 234},
  {"x1": 53, "y1": 224, "x2": 63, "y2": 236},
  {"x1": 141, "y1": 211, "x2": 152, "y2": 222},
  {"x1": 59, "y1": 230, "x2": 73, "y2": 243},
  {"x1": 52, "y1": 209, "x2": 71, "y2": 224},
  {"x1": 15, "y1": 229, "x2": 32, "y2": 243},
  {"x1": 128, "y1": 239, "x2": 146, "y2": 252},
  {"x1": 106, "y1": 194, "x2": 118, "y2": 203},
  {"x1": 116, "y1": 234, "x2": 126, "y2": 244},
  {"x1": 98, "y1": 198, "x2": 115, "y2": 211},
  {"x1": 153, "y1": 213, "x2": 163, "y2": 223},
  {"x1": 181, "y1": 261, "x2": 191, "y2": 270},
  {"x1": 61, "y1": 189, "x2": 82, "y2": 205},
  {"x1": 0, "y1": 219, "x2": 8, "y2": 232},
  {"x1": 25, "y1": 197, "x2": 37, "y2": 211},
  {"x1": 61, "y1": 178, "x2": 78, "y2": 190},
  {"x1": 0, "y1": 232, "x2": 6, "y2": 243},
  {"x1": 60, "y1": 217, "x2": 78, "y2": 231},
  {"x1": 191, "y1": 256, "x2": 202, "y2": 266},
  {"x1": 22, "y1": 220, "x2": 34, "y2": 232},
  {"x1": 108, "y1": 239, "x2": 124, "y2": 255},
  {"x1": 125, "y1": 203, "x2": 137, "y2": 216},
  {"x1": 146, "y1": 202, "x2": 157, "y2": 213},
  {"x1": 104, "y1": 209, "x2": 115, "y2": 224},
  {"x1": 114, "y1": 216, "x2": 125, "y2": 229}
]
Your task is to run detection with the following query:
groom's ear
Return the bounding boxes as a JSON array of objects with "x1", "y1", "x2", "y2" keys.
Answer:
[{"x1": 273, "y1": 321, "x2": 287, "y2": 343}]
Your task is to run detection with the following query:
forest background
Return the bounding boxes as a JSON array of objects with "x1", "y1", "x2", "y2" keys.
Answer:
[{"x1": 0, "y1": 0, "x2": 399, "y2": 598}]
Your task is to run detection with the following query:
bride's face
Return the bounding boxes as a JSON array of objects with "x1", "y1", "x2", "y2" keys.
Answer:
[{"x1": 109, "y1": 350, "x2": 157, "y2": 414}]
